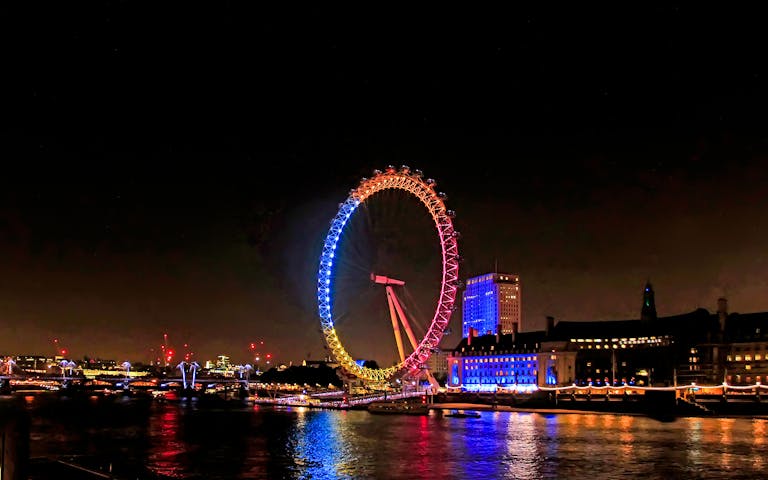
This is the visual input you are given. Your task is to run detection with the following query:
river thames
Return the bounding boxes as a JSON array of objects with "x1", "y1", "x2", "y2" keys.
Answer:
[{"x1": 17, "y1": 393, "x2": 768, "y2": 479}]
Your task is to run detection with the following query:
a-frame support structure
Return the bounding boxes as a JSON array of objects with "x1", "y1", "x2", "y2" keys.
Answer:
[{"x1": 371, "y1": 273, "x2": 440, "y2": 394}]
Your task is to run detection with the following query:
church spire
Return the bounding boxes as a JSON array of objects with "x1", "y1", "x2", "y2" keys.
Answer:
[{"x1": 641, "y1": 280, "x2": 657, "y2": 322}]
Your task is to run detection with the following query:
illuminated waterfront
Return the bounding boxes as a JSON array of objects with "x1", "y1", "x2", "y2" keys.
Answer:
[{"x1": 19, "y1": 393, "x2": 768, "y2": 479}]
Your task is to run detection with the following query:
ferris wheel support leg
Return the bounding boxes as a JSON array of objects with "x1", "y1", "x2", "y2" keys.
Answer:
[
  {"x1": 425, "y1": 369, "x2": 440, "y2": 395},
  {"x1": 387, "y1": 288, "x2": 407, "y2": 363},
  {"x1": 388, "y1": 286, "x2": 420, "y2": 350}
]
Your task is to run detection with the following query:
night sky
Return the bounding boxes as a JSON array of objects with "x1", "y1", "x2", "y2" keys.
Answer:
[{"x1": 2, "y1": 4, "x2": 767, "y2": 366}]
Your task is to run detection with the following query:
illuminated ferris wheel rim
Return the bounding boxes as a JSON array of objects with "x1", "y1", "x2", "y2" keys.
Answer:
[{"x1": 316, "y1": 165, "x2": 460, "y2": 383}]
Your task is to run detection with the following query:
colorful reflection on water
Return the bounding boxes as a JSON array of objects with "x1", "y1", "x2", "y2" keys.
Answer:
[
  {"x1": 20, "y1": 394, "x2": 768, "y2": 479},
  {"x1": 146, "y1": 406, "x2": 186, "y2": 478}
]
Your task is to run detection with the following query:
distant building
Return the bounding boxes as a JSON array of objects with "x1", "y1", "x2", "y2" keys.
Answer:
[
  {"x1": 447, "y1": 281, "x2": 768, "y2": 392},
  {"x1": 461, "y1": 273, "x2": 521, "y2": 338},
  {"x1": 215, "y1": 355, "x2": 231, "y2": 370},
  {"x1": 302, "y1": 356, "x2": 339, "y2": 369},
  {"x1": 83, "y1": 358, "x2": 118, "y2": 370},
  {"x1": 426, "y1": 347, "x2": 451, "y2": 379},
  {"x1": 13, "y1": 355, "x2": 56, "y2": 373},
  {"x1": 719, "y1": 306, "x2": 768, "y2": 385}
]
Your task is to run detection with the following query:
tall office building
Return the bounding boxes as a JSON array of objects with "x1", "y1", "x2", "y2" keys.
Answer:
[{"x1": 461, "y1": 273, "x2": 521, "y2": 338}]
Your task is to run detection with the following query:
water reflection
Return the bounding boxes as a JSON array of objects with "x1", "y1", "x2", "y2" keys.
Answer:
[
  {"x1": 502, "y1": 412, "x2": 544, "y2": 480},
  {"x1": 290, "y1": 407, "x2": 351, "y2": 479},
  {"x1": 751, "y1": 420, "x2": 765, "y2": 470},
  {"x1": 146, "y1": 405, "x2": 186, "y2": 478},
  {"x1": 686, "y1": 417, "x2": 703, "y2": 466},
  {"x1": 618, "y1": 415, "x2": 635, "y2": 461},
  {"x1": 718, "y1": 418, "x2": 735, "y2": 469},
  {"x1": 21, "y1": 395, "x2": 768, "y2": 480}
]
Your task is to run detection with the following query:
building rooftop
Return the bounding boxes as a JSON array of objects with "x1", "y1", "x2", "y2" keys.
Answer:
[{"x1": 452, "y1": 331, "x2": 548, "y2": 354}]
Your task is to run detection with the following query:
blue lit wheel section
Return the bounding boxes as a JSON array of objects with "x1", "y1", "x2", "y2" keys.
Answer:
[{"x1": 317, "y1": 165, "x2": 460, "y2": 383}]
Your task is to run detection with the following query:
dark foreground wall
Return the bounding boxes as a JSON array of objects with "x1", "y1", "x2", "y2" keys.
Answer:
[{"x1": 0, "y1": 398, "x2": 30, "y2": 480}]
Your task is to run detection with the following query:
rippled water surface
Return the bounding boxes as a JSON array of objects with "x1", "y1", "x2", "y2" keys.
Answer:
[{"x1": 21, "y1": 394, "x2": 768, "y2": 479}]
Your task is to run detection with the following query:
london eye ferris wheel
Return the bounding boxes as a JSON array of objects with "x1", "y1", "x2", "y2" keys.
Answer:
[{"x1": 316, "y1": 165, "x2": 461, "y2": 383}]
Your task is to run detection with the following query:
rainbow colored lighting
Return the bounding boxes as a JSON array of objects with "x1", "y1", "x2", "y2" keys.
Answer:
[{"x1": 316, "y1": 166, "x2": 460, "y2": 382}]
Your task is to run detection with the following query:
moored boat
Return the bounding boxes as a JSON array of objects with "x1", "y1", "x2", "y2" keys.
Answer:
[
  {"x1": 367, "y1": 400, "x2": 429, "y2": 415},
  {"x1": 444, "y1": 409, "x2": 481, "y2": 418}
]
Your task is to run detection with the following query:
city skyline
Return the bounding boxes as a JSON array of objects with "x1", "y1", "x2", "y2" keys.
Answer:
[{"x1": 2, "y1": 4, "x2": 768, "y2": 365}]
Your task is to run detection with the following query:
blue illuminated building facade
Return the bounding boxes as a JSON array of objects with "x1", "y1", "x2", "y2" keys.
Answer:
[
  {"x1": 447, "y1": 329, "x2": 577, "y2": 392},
  {"x1": 462, "y1": 273, "x2": 521, "y2": 338}
]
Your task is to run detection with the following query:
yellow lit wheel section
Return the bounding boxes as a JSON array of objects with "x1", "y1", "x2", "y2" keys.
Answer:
[{"x1": 316, "y1": 165, "x2": 460, "y2": 382}]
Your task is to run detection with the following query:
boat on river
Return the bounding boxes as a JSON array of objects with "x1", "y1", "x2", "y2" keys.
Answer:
[
  {"x1": 367, "y1": 400, "x2": 429, "y2": 415},
  {"x1": 444, "y1": 409, "x2": 481, "y2": 418}
]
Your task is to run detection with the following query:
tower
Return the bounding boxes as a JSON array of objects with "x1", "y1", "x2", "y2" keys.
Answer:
[
  {"x1": 462, "y1": 273, "x2": 521, "y2": 338},
  {"x1": 641, "y1": 280, "x2": 657, "y2": 322}
]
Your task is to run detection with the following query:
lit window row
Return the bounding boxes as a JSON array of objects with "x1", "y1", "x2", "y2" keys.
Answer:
[
  {"x1": 573, "y1": 336, "x2": 665, "y2": 344},
  {"x1": 728, "y1": 354, "x2": 764, "y2": 362}
]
